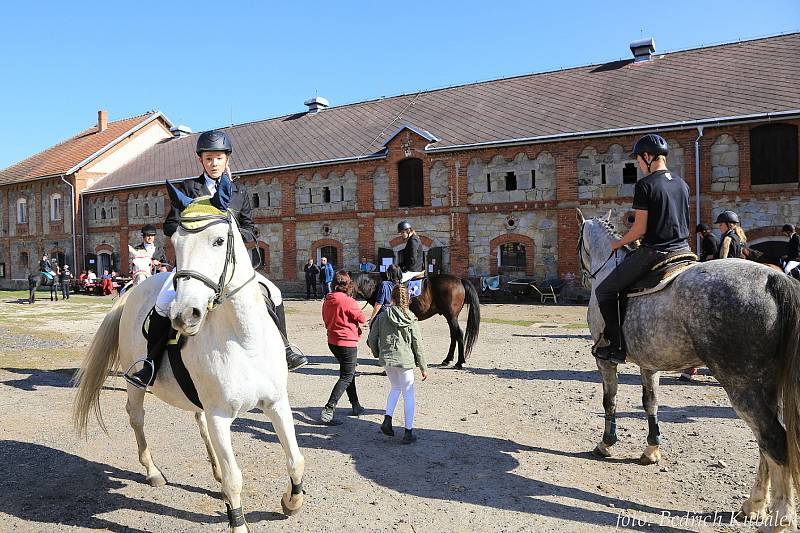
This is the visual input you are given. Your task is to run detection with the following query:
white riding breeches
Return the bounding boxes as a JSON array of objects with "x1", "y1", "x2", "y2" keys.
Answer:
[
  {"x1": 785, "y1": 261, "x2": 800, "y2": 275},
  {"x1": 400, "y1": 271, "x2": 425, "y2": 283},
  {"x1": 384, "y1": 366, "x2": 416, "y2": 430},
  {"x1": 154, "y1": 269, "x2": 281, "y2": 317}
]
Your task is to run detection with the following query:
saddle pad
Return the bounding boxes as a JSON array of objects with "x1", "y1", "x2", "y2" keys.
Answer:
[
  {"x1": 407, "y1": 279, "x2": 423, "y2": 298},
  {"x1": 627, "y1": 261, "x2": 696, "y2": 298}
]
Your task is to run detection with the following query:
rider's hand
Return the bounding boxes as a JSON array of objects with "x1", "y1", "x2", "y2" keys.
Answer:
[
  {"x1": 610, "y1": 239, "x2": 624, "y2": 251},
  {"x1": 420, "y1": 371, "x2": 428, "y2": 381}
]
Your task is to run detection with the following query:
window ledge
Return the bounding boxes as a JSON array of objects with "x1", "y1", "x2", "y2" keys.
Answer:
[{"x1": 750, "y1": 183, "x2": 799, "y2": 192}]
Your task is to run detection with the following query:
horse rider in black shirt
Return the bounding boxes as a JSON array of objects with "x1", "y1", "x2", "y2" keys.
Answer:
[
  {"x1": 593, "y1": 134, "x2": 691, "y2": 365},
  {"x1": 696, "y1": 224, "x2": 720, "y2": 262},
  {"x1": 397, "y1": 220, "x2": 425, "y2": 283}
]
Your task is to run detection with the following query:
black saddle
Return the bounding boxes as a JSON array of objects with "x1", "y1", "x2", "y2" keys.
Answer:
[{"x1": 627, "y1": 251, "x2": 698, "y2": 297}]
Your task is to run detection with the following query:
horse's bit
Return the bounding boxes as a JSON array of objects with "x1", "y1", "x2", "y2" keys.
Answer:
[{"x1": 174, "y1": 211, "x2": 254, "y2": 310}]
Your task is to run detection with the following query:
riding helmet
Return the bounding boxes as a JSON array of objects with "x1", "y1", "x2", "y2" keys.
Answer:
[
  {"x1": 715, "y1": 210, "x2": 740, "y2": 225},
  {"x1": 397, "y1": 221, "x2": 412, "y2": 232},
  {"x1": 196, "y1": 130, "x2": 233, "y2": 155},
  {"x1": 783, "y1": 224, "x2": 795, "y2": 233},
  {"x1": 141, "y1": 224, "x2": 157, "y2": 236},
  {"x1": 630, "y1": 134, "x2": 669, "y2": 159}
]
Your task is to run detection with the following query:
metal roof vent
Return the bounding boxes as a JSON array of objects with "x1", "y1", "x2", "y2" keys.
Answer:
[
  {"x1": 630, "y1": 38, "x2": 656, "y2": 63},
  {"x1": 170, "y1": 125, "x2": 193, "y2": 138},
  {"x1": 304, "y1": 96, "x2": 329, "y2": 114}
]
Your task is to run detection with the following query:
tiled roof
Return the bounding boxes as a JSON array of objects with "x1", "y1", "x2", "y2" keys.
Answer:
[
  {"x1": 92, "y1": 33, "x2": 800, "y2": 192},
  {"x1": 0, "y1": 112, "x2": 163, "y2": 185}
]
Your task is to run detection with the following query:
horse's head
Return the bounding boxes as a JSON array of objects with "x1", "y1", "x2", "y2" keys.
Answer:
[
  {"x1": 576, "y1": 209, "x2": 625, "y2": 288},
  {"x1": 168, "y1": 178, "x2": 252, "y2": 336},
  {"x1": 350, "y1": 271, "x2": 380, "y2": 303}
]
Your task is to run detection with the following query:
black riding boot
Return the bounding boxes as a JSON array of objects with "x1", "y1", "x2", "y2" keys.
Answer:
[
  {"x1": 124, "y1": 311, "x2": 172, "y2": 389},
  {"x1": 594, "y1": 299, "x2": 627, "y2": 364},
  {"x1": 260, "y1": 284, "x2": 308, "y2": 371}
]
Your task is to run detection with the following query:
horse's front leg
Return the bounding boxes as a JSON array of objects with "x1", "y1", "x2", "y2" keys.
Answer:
[
  {"x1": 195, "y1": 411, "x2": 222, "y2": 483},
  {"x1": 593, "y1": 359, "x2": 619, "y2": 457},
  {"x1": 206, "y1": 412, "x2": 248, "y2": 532},
  {"x1": 262, "y1": 396, "x2": 306, "y2": 516},
  {"x1": 640, "y1": 368, "x2": 662, "y2": 465}
]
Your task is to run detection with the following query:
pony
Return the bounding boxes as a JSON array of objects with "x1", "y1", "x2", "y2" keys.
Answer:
[
  {"x1": 352, "y1": 271, "x2": 480, "y2": 369},
  {"x1": 578, "y1": 209, "x2": 800, "y2": 531},
  {"x1": 73, "y1": 198, "x2": 305, "y2": 531},
  {"x1": 28, "y1": 272, "x2": 60, "y2": 303},
  {"x1": 128, "y1": 244, "x2": 154, "y2": 286}
]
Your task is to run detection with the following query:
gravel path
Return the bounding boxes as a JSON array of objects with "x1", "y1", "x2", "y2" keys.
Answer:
[{"x1": 0, "y1": 296, "x2": 758, "y2": 532}]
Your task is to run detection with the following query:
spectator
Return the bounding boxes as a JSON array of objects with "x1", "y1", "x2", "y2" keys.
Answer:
[
  {"x1": 782, "y1": 224, "x2": 800, "y2": 277},
  {"x1": 696, "y1": 224, "x2": 720, "y2": 262},
  {"x1": 320, "y1": 271, "x2": 367, "y2": 425},
  {"x1": 319, "y1": 256, "x2": 334, "y2": 298},
  {"x1": 359, "y1": 257, "x2": 377, "y2": 272},
  {"x1": 101, "y1": 269, "x2": 113, "y2": 296},
  {"x1": 368, "y1": 283, "x2": 428, "y2": 444},
  {"x1": 86, "y1": 269, "x2": 97, "y2": 282},
  {"x1": 59, "y1": 265, "x2": 72, "y2": 300},
  {"x1": 304, "y1": 258, "x2": 320, "y2": 300},
  {"x1": 369, "y1": 264, "x2": 402, "y2": 324}
]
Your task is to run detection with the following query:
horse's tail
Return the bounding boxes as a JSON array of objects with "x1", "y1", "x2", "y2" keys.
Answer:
[
  {"x1": 72, "y1": 290, "x2": 129, "y2": 436},
  {"x1": 461, "y1": 278, "x2": 481, "y2": 359},
  {"x1": 769, "y1": 273, "x2": 800, "y2": 491}
]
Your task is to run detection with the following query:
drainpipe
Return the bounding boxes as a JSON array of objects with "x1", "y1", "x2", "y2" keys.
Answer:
[
  {"x1": 80, "y1": 191, "x2": 86, "y2": 272},
  {"x1": 59, "y1": 175, "x2": 77, "y2": 272},
  {"x1": 694, "y1": 126, "x2": 704, "y2": 253}
]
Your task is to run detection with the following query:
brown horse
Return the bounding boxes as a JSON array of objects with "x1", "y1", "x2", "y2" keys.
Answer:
[{"x1": 351, "y1": 272, "x2": 480, "y2": 369}]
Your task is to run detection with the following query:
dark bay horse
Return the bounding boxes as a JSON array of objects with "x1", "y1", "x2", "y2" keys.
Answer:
[
  {"x1": 579, "y1": 210, "x2": 800, "y2": 529},
  {"x1": 352, "y1": 272, "x2": 480, "y2": 369},
  {"x1": 28, "y1": 273, "x2": 60, "y2": 304}
]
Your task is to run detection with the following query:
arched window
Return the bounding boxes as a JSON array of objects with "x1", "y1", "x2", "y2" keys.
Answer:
[
  {"x1": 50, "y1": 193, "x2": 62, "y2": 221},
  {"x1": 318, "y1": 245, "x2": 339, "y2": 269},
  {"x1": 398, "y1": 158, "x2": 424, "y2": 207},
  {"x1": 498, "y1": 242, "x2": 526, "y2": 269},
  {"x1": 16, "y1": 198, "x2": 27, "y2": 223},
  {"x1": 751, "y1": 123, "x2": 799, "y2": 185}
]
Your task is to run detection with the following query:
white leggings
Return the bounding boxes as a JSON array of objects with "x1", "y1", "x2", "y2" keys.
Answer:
[{"x1": 385, "y1": 367, "x2": 415, "y2": 430}]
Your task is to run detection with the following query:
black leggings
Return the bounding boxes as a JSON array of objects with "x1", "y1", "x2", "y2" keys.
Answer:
[{"x1": 325, "y1": 344, "x2": 359, "y2": 408}]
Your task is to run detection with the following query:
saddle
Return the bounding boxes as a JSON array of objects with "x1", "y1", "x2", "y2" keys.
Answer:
[{"x1": 627, "y1": 251, "x2": 698, "y2": 298}]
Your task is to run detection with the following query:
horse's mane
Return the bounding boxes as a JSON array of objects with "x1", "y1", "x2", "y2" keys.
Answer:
[
  {"x1": 595, "y1": 217, "x2": 623, "y2": 240},
  {"x1": 352, "y1": 272, "x2": 381, "y2": 301}
]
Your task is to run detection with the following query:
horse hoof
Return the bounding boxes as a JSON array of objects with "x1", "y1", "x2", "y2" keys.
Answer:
[
  {"x1": 592, "y1": 442, "x2": 612, "y2": 458},
  {"x1": 147, "y1": 474, "x2": 167, "y2": 487},
  {"x1": 639, "y1": 445, "x2": 661, "y2": 465},
  {"x1": 281, "y1": 493, "x2": 304, "y2": 516}
]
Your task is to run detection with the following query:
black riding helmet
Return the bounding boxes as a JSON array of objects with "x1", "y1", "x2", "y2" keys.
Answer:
[
  {"x1": 630, "y1": 134, "x2": 669, "y2": 159},
  {"x1": 715, "y1": 210, "x2": 740, "y2": 225},
  {"x1": 141, "y1": 224, "x2": 157, "y2": 236},
  {"x1": 783, "y1": 224, "x2": 795, "y2": 233},
  {"x1": 196, "y1": 130, "x2": 233, "y2": 155},
  {"x1": 397, "y1": 221, "x2": 412, "y2": 232}
]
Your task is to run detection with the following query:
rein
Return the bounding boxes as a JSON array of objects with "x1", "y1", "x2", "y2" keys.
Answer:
[
  {"x1": 577, "y1": 219, "x2": 628, "y2": 284},
  {"x1": 174, "y1": 211, "x2": 255, "y2": 310}
]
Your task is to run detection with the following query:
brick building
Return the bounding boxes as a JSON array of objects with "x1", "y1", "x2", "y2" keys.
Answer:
[{"x1": 3, "y1": 34, "x2": 799, "y2": 291}]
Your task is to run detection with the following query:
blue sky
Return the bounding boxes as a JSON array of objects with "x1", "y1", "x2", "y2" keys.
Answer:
[{"x1": 1, "y1": 0, "x2": 798, "y2": 169}]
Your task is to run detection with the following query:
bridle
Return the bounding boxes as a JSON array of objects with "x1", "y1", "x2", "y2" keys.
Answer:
[
  {"x1": 576, "y1": 219, "x2": 626, "y2": 286},
  {"x1": 173, "y1": 210, "x2": 255, "y2": 310}
]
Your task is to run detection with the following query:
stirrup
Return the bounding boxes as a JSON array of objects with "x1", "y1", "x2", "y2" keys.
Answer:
[{"x1": 123, "y1": 358, "x2": 155, "y2": 390}]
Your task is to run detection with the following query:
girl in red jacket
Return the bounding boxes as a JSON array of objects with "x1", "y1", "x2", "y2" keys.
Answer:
[{"x1": 320, "y1": 270, "x2": 367, "y2": 425}]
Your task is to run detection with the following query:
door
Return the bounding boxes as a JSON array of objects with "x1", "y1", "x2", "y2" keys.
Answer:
[
  {"x1": 426, "y1": 246, "x2": 443, "y2": 275},
  {"x1": 85, "y1": 253, "x2": 97, "y2": 273},
  {"x1": 377, "y1": 247, "x2": 395, "y2": 272}
]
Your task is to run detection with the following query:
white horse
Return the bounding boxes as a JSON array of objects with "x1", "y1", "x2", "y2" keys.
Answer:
[
  {"x1": 74, "y1": 201, "x2": 305, "y2": 531},
  {"x1": 128, "y1": 245, "x2": 153, "y2": 286}
]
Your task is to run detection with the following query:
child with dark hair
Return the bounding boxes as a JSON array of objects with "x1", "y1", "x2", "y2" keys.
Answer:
[
  {"x1": 368, "y1": 283, "x2": 428, "y2": 443},
  {"x1": 320, "y1": 270, "x2": 367, "y2": 425},
  {"x1": 369, "y1": 264, "x2": 402, "y2": 324}
]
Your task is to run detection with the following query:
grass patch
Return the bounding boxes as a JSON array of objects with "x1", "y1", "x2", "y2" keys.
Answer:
[
  {"x1": 564, "y1": 322, "x2": 589, "y2": 330},
  {"x1": 483, "y1": 318, "x2": 536, "y2": 327}
]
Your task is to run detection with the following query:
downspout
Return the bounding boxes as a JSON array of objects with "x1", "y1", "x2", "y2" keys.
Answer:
[
  {"x1": 80, "y1": 190, "x2": 86, "y2": 272},
  {"x1": 59, "y1": 175, "x2": 77, "y2": 272},
  {"x1": 694, "y1": 126, "x2": 704, "y2": 253}
]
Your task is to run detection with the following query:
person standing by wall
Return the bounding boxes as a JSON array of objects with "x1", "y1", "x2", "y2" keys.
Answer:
[
  {"x1": 304, "y1": 258, "x2": 320, "y2": 300},
  {"x1": 696, "y1": 224, "x2": 720, "y2": 262},
  {"x1": 320, "y1": 271, "x2": 367, "y2": 425},
  {"x1": 368, "y1": 283, "x2": 428, "y2": 444},
  {"x1": 319, "y1": 256, "x2": 334, "y2": 298},
  {"x1": 359, "y1": 257, "x2": 377, "y2": 272},
  {"x1": 59, "y1": 265, "x2": 72, "y2": 300}
]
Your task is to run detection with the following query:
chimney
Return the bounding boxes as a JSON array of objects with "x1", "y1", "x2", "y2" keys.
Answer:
[
  {"x1": 304, "y1": 96, "x2": 329, "y2": 114},
  {"x1": 170, "y1": 124, "x2": 193, "y2": 138},
  {"x1": 97, "y1": 110, "x2": 108, "y2": 132},
  {"x1": 630, "y1": 38, "x2": 656, "y2": 63}
]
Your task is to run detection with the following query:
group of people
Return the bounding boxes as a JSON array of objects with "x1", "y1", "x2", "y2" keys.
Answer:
[{"x1": 303, "y1": 257, "x2": 334, "y2": 299}]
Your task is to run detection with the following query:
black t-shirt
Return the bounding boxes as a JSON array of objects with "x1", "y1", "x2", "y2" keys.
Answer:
[
  {"x1": 701, "y1": 233, "x2": 720, "y2": 261},
  {"x1": 632, "y1": 169, "x2": 690, "y2": 252},
  {"x1": 788, "y1": 233, "x2": 800, "y2": 261}
]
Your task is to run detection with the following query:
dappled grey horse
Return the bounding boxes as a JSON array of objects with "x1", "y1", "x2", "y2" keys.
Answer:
[{"x1": 578, "y1": 210, "x2": 800, "y2": 531}]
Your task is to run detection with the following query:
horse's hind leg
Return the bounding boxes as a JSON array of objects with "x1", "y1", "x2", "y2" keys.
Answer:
[
  {"x1": 762, "y1": 455, "x2": 795, "y2": 532},
  {"x1": 738, "y1": 451, "x2": 771, "y2": 521},
  {"x1": 206, "y1": 412, "x2": 249, "y2": 532},
  {"x1": 261, "y1": 396, "x2": 305, "y2": 516},
  {"x1": 194, "y1": 411, "x2": 222, "y2": 483},
  {"x1": 639, "y1": 369, "x2": 662, "y2": 465},
  {"x1": 593, "y1": 360, "x2": 619, "y2": 458},
  {"x1": 125, "y1": 385, "x2": 167, "y2": 487}
]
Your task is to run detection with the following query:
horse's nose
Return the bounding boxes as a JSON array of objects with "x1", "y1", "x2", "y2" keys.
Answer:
[{"x1": 177, "y1": 306, "x2": 203, "y2": 328}]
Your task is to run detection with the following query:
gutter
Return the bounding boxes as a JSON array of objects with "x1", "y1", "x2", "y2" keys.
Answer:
[
  {"x1": 59, "y1": 174, "x2": 78, "y2": 273},
  {"x1": 425, "y1": 110, "x2": 800, "y2": 153},
  {"x1": 694, "y1": 127, "x2": 704, "y2": 253}
]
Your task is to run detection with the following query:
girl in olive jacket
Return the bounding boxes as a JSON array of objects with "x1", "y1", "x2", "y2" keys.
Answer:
[{"x1": 368, "y1": 283, "x2": 428, "y2": 443}]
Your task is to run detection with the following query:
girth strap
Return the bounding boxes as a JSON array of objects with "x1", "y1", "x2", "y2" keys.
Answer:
[{"x1": 166, "y1": 334, "x2": 203, "y2": 409}]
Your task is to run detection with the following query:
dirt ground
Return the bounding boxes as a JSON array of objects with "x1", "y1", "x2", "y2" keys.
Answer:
[{"x1": 0, "y1": 291, "x2": 761, "y2": 532}]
